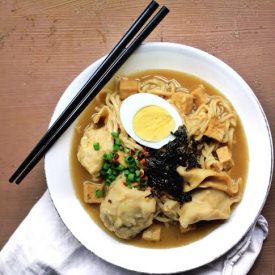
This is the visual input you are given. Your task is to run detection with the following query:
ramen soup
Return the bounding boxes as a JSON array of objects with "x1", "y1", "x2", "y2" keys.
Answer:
[{"x1": 71, "y1": 69, "x2": 248, "y2": 248}]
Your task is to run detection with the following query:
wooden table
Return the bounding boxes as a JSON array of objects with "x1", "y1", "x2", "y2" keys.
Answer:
[{"x1": 1, "y1": 0, "x2": 274, "y2": 273}]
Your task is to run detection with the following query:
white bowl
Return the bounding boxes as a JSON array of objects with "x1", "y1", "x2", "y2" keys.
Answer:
[{"x1": 45, "y1": 42, "x2": 273, "y2": 274}]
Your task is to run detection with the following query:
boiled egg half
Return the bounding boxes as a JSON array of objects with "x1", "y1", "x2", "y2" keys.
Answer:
[{"x1": 120, "y1": 93, "x2": 182, "y2": 149}]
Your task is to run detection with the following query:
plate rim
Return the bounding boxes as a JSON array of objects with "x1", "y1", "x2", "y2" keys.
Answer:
[{"x1": 45, "y1": 42, "x2": 273, "y2": 274}]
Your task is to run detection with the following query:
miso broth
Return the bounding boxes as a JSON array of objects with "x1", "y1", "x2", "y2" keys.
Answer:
[{"x1": 70, "y1": 69, "x2": 248, "y2": 248}]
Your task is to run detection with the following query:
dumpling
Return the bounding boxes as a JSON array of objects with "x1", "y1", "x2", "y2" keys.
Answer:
[
  {"x1": 77, "y1": 106, "x2": 113, "y2": 177},
  {"x1": 178, "y1": 189, "x2": 241, "y2": 229},
  {"x1": 77, "y1": 126, "x2": 113, "y2": 176},
  {"x1": 177, "y1": 167, "x2": 240, "y2": 196},
  {"x1": 100, "y1": 175, "x2": 156, "y2": 239}
]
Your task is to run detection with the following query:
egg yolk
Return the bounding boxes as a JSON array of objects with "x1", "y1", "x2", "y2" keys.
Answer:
[{"x1": 133, "y1": 105, "x2": 175, "y2": 142}]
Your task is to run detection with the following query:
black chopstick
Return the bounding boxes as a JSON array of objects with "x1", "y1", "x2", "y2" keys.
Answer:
[
  {"x1": 14, "y1": 6, "x2": 169, "y2": 184},
  {"x1": 9, "y1": 0, "x2": 160, "y2": 184},
  {"x1": 11, "y1": 5, "x2": 169, "y2": 184}
]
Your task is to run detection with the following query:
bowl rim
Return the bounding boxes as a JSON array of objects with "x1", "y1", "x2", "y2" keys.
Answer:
[{"x1": 45, "y1": 42, "x2": 274, "y2": 274}]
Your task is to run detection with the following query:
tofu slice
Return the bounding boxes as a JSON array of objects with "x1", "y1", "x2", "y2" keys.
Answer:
[
  {"x1": 216, "y1": 146, "x2": 234, "y2": 169},
  {"x1": 191, "y1": 84, "x2": 208, "y2": 107},
  {"x1": 171, "y1": 92, "x2": 194, "y2": 115},
  {"x1": 83, "y1": 181, "x2": 104, "y2": 203},
  {"x1": 204, "y1": 116, "x2": 226, "y2": 142},
  {"x1": 119, "y1": 79, "x2": 139, "y2": 99},
  {"x1": 142, "y1": 224, "x2": 162, "y2": 242},
  {"x1": 216, "y1": 146, "x2": 231, "y2": 163}
]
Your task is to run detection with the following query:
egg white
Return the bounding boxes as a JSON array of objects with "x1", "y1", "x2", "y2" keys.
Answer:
[{"x1": 120, "y1": 93, "x2": 183, "y2": 149}]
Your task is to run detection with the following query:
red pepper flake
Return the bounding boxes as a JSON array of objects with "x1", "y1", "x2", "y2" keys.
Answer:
[
  {"x1": 139, "y1": 159, "x2": 145, "y2": 165},
  {"x1": 113, "y1": 153, "x2": 119, "y2": 161}
]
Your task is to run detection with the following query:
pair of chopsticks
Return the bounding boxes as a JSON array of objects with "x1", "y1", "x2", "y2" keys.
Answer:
[{"x1": 9, "y1": 1, "x2": 169, "y2": 184}]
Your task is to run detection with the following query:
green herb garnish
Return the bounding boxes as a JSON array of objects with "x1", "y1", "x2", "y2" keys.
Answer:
[
  {"x1": 95, "y1": 189, "x2": 103, "y2": 198},
  {"x1": 93, "y1": 142, "x2": 100, "y2": 151},
  {"x1": 99, "y1": 132, "x2": 147, "y2": 189}
]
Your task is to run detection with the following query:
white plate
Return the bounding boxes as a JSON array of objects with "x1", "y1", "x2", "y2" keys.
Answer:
[{"x1": 45, "y1": 42, "x2": 273, "y2": 274}]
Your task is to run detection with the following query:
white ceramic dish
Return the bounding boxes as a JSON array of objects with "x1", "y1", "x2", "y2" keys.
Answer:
[{"x1": 45, "y1": 42, "x2": 273, "y2": 274}]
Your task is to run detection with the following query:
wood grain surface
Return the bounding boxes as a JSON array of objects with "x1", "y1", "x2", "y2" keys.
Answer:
[{"x1": 0, "y1": 0, "x2": 274, "y2": 274}]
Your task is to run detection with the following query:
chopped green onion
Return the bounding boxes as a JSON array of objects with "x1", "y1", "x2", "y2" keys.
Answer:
[
  {"x1": 117, "y1": 164, "x2": 124, "y2": 171},
  {"x1": 127, "y1": 173, "x2": 135, "y2": 182},
  {"x1": 100, "y1": 133, "x2": 147, "y2": 190},
  {"x1": 115, "y1": 137, "x2": 121, "y2": 145},
  {"x1": 103, "y1": 153, "x2": 113, "y2": 160},
  {"x1": 126, "y1": 180, "x2": 132, "y2": 187},
  {"x1": 124, "y1": 170, "x2": 130, "y2": 176},
  {"x1": 113, "y1": 144, "x2": 120, "y2": 152},
  {"x1": 128, "y1": 163, "x2": 135, "y2": 169},
  {"x1": 111, "y1": 131, "x2": 119, "y2": 138},
  {"x1": 95, "y1": 189, "x2": 103, "y2": 198},
  {"x1": 125, "y1": 155, "x2": 132, "y2": 161},
  {"x1": 93, "y1": 142, "x2": 100, "y2": 151},
  {"x1": 103, "y1": 163, "x2": 110, "y2": 170}
]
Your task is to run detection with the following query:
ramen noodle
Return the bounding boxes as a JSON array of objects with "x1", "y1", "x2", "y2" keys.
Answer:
[{"x1": 70, "y1": 69, "x2": 248, "y2": 248}]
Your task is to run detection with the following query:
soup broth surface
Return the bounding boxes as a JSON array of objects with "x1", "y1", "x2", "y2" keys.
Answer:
[{"x1": 70, "y1": 69, "x2": 248, "y2": 248}]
